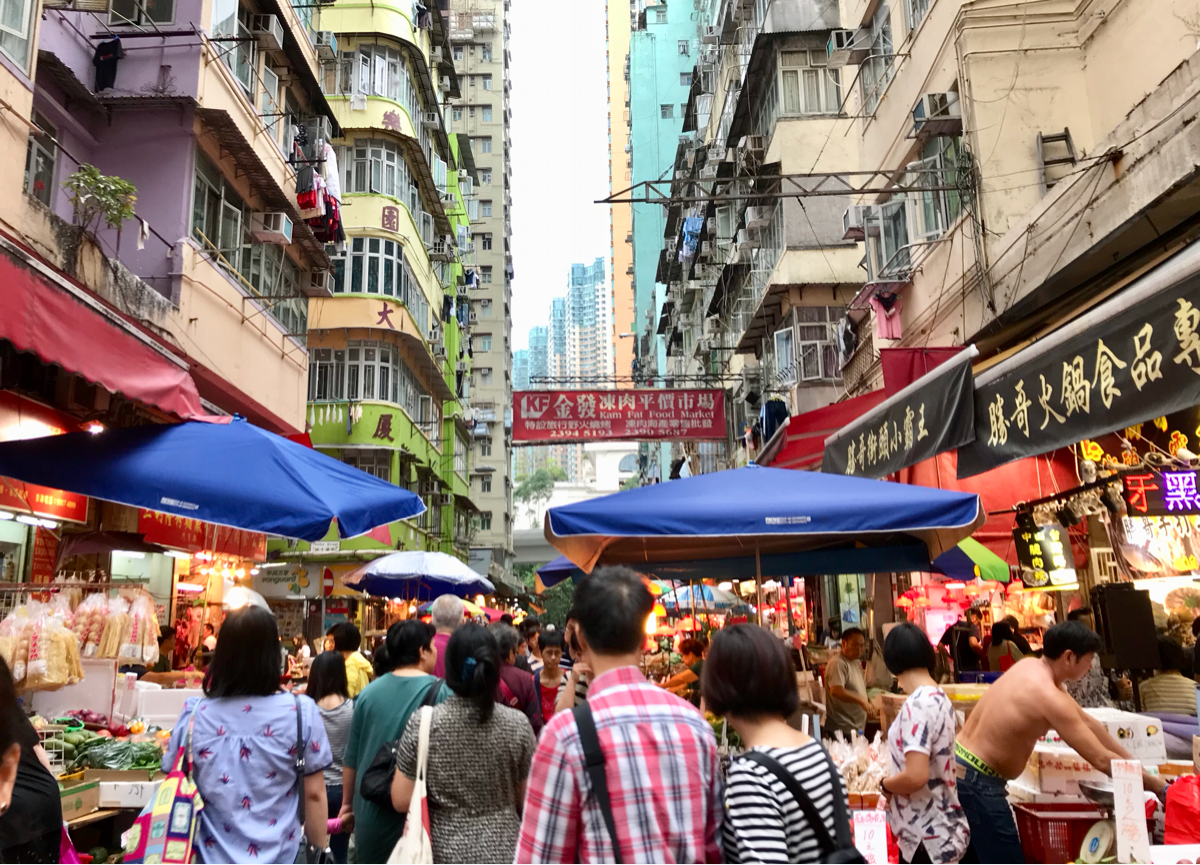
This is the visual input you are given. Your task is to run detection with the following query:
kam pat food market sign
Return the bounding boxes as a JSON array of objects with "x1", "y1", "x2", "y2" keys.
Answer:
[{"x1": 512, "y1": 389, "x2": 727, "y2": 444}]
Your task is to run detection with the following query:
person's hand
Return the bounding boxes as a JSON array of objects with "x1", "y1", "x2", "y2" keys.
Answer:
[
  {"x1": 337, "y1": 804, "x2": 354, "y2": 833},
  {"x1": 570, "y1": 661, "x2": 591, "y2": 681}
]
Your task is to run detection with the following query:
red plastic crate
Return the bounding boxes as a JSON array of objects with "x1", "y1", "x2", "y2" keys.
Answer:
[{"x1": 1013, "y1": 803, "x2": 1107, "y2": 864}]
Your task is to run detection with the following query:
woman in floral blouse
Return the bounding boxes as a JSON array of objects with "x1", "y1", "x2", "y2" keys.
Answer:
[{"x1": 880, "y1": 623, "x2": 970, "y2": 864}]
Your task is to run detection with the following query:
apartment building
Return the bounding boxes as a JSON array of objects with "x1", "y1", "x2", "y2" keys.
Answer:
[
  {"x1": 608, "y1": 0, "x2": 635, "y2": 386},
  {"x1": 446, "y1": 0, "x2": 514, "y2": 584}
]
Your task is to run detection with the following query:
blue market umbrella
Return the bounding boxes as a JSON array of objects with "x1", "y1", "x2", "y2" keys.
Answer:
[
  {"x1": 343, "y1": 551, "x2": 494, "y2": 599},
  {"x1": 0, "y1": 417, "x2": 424, "y2": 541},
  {"x1": 535, "y1": 556, "x2": 584, "y2": 590},
  {"x1": 545, "y1": 465, "x2": 984, "y2": 575},
  {"x1": 661, "y1": 584, "x2": 740, "y2": 610}
]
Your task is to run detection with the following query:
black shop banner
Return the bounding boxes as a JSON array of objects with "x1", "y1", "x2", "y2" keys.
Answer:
[
  {"x1": 822, "y1": 350, "x2": 975, "y2": 477},
  {"x1": 1012, "y1": 519, "x2": 1078, "y2": 588},
  {"x1": 958, "y1": 271, "x2": 1200, "y2": 479}
]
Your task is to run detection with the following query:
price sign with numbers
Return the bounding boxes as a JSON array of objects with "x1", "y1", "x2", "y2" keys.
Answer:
[
  {"x1": 1111, "y1": 759, "x2": 1151, "y2": 865},
  {"x1": 852, "y1": 810, "x2": 889, "y2": 864}
]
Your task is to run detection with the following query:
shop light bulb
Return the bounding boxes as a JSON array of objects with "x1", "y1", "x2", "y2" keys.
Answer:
[
  {"x1": 236, "y1": 568, "x2": 246, "y2": 578},
  {"x1": 250, "y1": 568, "x2": 260, "y2": 575},
  {"x1": 15, "y1": 515, "x2": 39, "y2": 526},
  {"x1": 222, "y1": 568, "x2": 232, "y2": 578},
  {"x1": 718, "y1": 581, "x2": 732, "y2": 591},
  {"x1": 85, "y1": 422, "x2": 105, "y2": 434},
  {"x1": 945, "y1": 582, "x2": 966, "y2": 590},
  {"x1": 645, "y1": 612, "x2": 657, "y2": 635}
]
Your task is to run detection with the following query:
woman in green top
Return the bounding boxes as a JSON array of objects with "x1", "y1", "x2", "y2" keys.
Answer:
[
  {"x1": 339, "y1": 620, "x2": 444, "y2": 863},
  {"x1": 658, "y1": 637, "x2": 706, "y2": 705}
]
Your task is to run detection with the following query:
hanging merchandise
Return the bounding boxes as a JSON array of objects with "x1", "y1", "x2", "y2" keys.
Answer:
[
  {"x1": 760, "y1": 398, "x2": 790, "y2": 444},
  {"x1": 93, "y1": 37, "x2": 125, "y2": 91},
  {"x1": 868, "y1": 290, "x2": 903, "y2": 340},
  {"x1": 323, "y1": 143, "x2": 342, "y2": 203}
]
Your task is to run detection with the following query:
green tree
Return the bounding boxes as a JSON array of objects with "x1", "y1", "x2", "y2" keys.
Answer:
[
  {"x1": 62, "y1": 164, "x2": 137, "y2": 237},
  {"x1": 519, "y1": 563, "x2": 575, "y2": 629},
  {"x1": 514, "y1": 467, "x2": 558, "y2": 509}
]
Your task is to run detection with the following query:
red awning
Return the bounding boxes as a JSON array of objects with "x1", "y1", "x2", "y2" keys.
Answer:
[
  {"x1": 0, "y1": 235, "x2": 202, "y2": 419},
  {"x1": 767, "y1": 390, "x2": 889, "y2": 469}
]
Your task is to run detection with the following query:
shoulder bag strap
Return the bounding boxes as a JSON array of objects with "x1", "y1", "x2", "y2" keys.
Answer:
[
  {"x1": 572, "y1": 703, "x2": 622, "y2": 864},
  {"x1": 420, "y1": 679, "x2": 442, "y2": 708},
  {"x1": 184, "y1": 698, "x2": 203, "y2": 781},
  {"x1": 294, "y1": 694, "x2": 306, "y2": 826},
  {"x1": 740, "y1": 750, "x2": 840, "y2": 856}
]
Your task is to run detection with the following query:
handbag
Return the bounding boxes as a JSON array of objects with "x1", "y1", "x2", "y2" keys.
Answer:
[
  {"x1": 573, "y1": 703, "x2": 623, "y2": 864},
  {"x1": 386, "y1": 705, "x2": 435, "y2": 864},
  {"x1": 998, "y1": 642, "x2": 1017, "y2": 673},
  {"x1": 292, "y1": 695, "x2": 334, "y2": 865},
  {"x1": 740, "y1": 749, "x2": 866, "y2": 864},
  {"x1": 123, "y1": 702, "x2": 205, "y2": 864},
  {"x1": 360, "y1": 680, "x2": 442, "y2": 806}
]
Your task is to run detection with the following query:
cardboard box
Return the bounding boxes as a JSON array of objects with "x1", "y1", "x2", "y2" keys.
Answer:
[
  {"x1": 83, "y1": 769, "x2": 164, "y2": 784},
  {"x1": 98, "y1": 780, "x2": 158, "y2": 809},
  {"x1": 58, "y1": 779, "x2": 100, "y2": 821},
  {"x1": 1040, "y1": 708, "x2": 1168, "y2": 763}
]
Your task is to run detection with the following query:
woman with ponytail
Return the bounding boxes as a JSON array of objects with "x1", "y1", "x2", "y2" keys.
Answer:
[{"x1": 392, "y1": 623, "x2": 536, "y2": 863}]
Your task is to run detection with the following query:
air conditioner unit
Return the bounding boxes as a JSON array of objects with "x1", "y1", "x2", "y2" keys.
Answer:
[
  {"x1": 456, "y1": 360, "x2": 469, "y2": 372},
  {"x1": 745, "y1": 206, "x2": 771, "y2": 230},
  {"x1": 701, "y1": 25, "x2": 718, "y2": 44},
  {"x1": 421, "y1": 111, "x2": 440, "y2": 129},
  {"x1": 699, "y1": 165, "x2": 718, "y2": 180},
  {"x1": 469, "y1": 312, "x2": 479, "y2": 324},
  {"x1": 841, "y1": 205, "x2": 873, "y2": 240},
  {"x1": 698, "y1": 241, "x2": 712, "y2": 260},
  {"x1": 419, "y1": 481, "x2": 440, "y2": 496},
  {"x1": 706, "y1": 217, "x2": 716, "y2": 235},
  {"x1": 250, "y1": 211, "x2": 293, "y2": 244},
  {"x1": 665, "y1": 238, "x2": 677, "y2": 255},
  {"x1": 431, "y1": 45, "x2": 443, "y2": 62},
  {"x1": 440, "y1": 191, "x2": 456, "y2": 205},
  {"x1": 428, "y1": 326, "x2": 441, "y2": 343},
  {"x1": 826, "y1": 28, "x2": 869, "y2": 67},
  {"x1": 741, "y1": 134, "x2": 765, "y2": 158},
  {"x1": 439, "y1": 77, "x2": 451, "y2": 92},
  {"x1": 433, "y1": 343, "x2": 447, "y2": 359},
  {"x1": 706, "y1": 315, "x2": 720, "y2": 334},
  {"x1": 736, "y1": 228, "x2": 759, "y2": 251},
  {"x1": 298, "y1": 269, "x2": 332, "y2": 297},
  {"x1": 434, "y1": 493, "x2": 453, "y2": 506},
  {"x1": 251, "y1": 14, "x2": 284, "y2": 51},
  {"x1": 912, "y1": 91, "x2": 963, "y2": 137},
  {"x1": 459, "y1": 168, "x2": 469, "y2": 179},
  {"x1": 314, "y1": 31, "x2": 338, "y2": 62}
]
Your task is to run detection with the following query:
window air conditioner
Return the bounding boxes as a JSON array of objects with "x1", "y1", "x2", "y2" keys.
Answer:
[
  {"x1": 701, "y1": 25, "x2": 718, "y2": 44},
  {"x1": 251, "y1": 15, "x2": 284, "y2": 51},
  {"x1": 434, "y1": 493, "x2": 453, "y2": 507},
  {"x1": 428, "y1": 326, "x2": 441, "y2": 343},
  {"x1": 706, "y1": 217, "x2": 716, "y2": 235},
  {"x1": 745, "y1": 206, "x2": 771, "y2": 230},
  {"x1": 842, "y1": 205, "x2": 874, "y2": 241},
  {"x1": 698, "y1": 241, "x2": 712, "y2": 260},
  {"x1": 431, "y1": 45, "x2": 443, "y2": 63},
  {"x1": 419, "y1": 481, "x2": 440, "y2": 496},
  {"x1": 706, "y1": 315, "x2": 721, "y2": 334},
  {"x1": 314, "y1": 31, "x2": 338, "y2": 62},
  {"x1": 433, "y1": 343, "x2": 447, "y2": 359},
  {"x1": 456, "y1": 360, "x2": 469, "y2": 372},
  {"x1": 250, "y1": 211, "x2": 293, "y2": 245},
  {"x1": 459, "y1": 168, "x2": 470, "y2": 179},
  {"x1": 912, "y1": 92, "x2": 963, "y2": 137},
  {"x1": 736, "y1": 228, "x2": 759, "y2": 252},
  {"x1": 439, "y1": 77, "x2": 451, "y2": 92},
  {"x1": 826, "y1": 29, "x2": 870, "y2": 67},
  {"x1": 741, "y1": 134, "x2": 765, "y2": 158},
  {"x1": 298, "y1": 269, "x2": 332, "y2": 297},
  {"x1": 421, "y1": 112, "x2": 440, "y2": 129},
  {"x1": 699, "y1": 165, "x2": 718, "y2": 180},
  {"x1": 469, "y1": 311, "x2": 479, "y2": 324}
]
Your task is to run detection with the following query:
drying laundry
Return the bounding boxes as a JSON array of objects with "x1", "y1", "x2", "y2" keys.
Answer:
[{"x1": 869, "y1": 291, "x2": 904, "y2": 340}]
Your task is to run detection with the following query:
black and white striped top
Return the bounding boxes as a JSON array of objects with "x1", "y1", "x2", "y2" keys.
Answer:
[{"x1": 721, "y1": 742, "x2": 842, "y2": 864}]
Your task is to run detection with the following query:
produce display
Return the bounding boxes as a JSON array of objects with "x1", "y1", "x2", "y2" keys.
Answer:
[
  {"x1": 65, "y1": 737, "x2": 163, "y2": 773},
  {"x1": 0, "y1": 599, "x2": 84, "y2": 691},
  {"x1": 827, "y1": 731, "x2": 888, "y2": 796},
  {"x1": 72, "y1": 592, "x2": 160, "y2": 667}
]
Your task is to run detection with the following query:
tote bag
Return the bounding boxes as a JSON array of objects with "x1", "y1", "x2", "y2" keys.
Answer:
[
  {"x1": 387, "y1": 706, "x2": 435, "y2": 865},
  {"x1": 124, "y1": 703, "x2": 205, "y2": 864}
]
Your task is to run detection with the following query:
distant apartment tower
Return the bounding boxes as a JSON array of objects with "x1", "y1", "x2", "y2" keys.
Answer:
[
  {"x1": 568, "y1": 258, "x2": 614, "y2": 387},
  {"x1": 528, "y1": 326, "x2": 550, "y2": 384},
  {"x1": 446, "y1": 0, "x2": 514, "y2": 582}
]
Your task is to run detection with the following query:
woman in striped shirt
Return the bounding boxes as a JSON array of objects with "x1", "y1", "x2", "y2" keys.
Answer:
[
  {"x1": 1141, "y1": 637, "x2": 1198, "y2": 716},
  {"x1": 702, "y1": 624, "x2": 847, "y2": 863}
]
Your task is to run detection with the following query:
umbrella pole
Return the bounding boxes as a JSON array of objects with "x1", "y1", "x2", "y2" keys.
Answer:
[{"x1": 755, "y1": 546, "x2": 763, "y2": 627}]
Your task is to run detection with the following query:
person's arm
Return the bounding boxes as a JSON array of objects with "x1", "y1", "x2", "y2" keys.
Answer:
[
  {"x1": 515, "y1": 718, "x2": 581, "y2": 863},
  {"x1": 390, "y1": 769, "x2": 415, "y2": 813},
  {"x1": 968, "y1": 635, "x2": 985, "y2": 657},
  {"x1": 659, "y1": 669, "x2": 699, "y2": 690},
  {"x1": 1045, "y1": 689, "x2": 1122, "y2": 776},
  {"x1": 519, "y1": 672, "x2": 544, "y2": 734},
  {"x1": 338, "y1": 703, "x2": 361, "y2": 827},
  {"x1": 828, "y1": 685, "x2": 871, "y2": 710},
  {"x1": 1076, "y1": 702, "x2": 1132, "y2": 759},
  {"x1": 392, "y1": 710, "x2": 422, "y2": 814},
  {"x1": 304, "y1": 771, "x2": 330, "y2": 849},
  {"x1": 723, "y1": 763, "x2": 790, "y2": 864},
  {"x1": 883, "y1": 751, "x2": 930, "y2": 796}
]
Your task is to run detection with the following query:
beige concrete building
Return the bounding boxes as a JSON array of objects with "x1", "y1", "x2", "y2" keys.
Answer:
[
  {"x1": 446, "y1": 0, "x2": 514, "y2": 582},
  {"x1": 609, "y1": 0, "x2": 636, "y2": 386}
]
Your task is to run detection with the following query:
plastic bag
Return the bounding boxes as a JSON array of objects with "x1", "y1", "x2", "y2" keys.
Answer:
[
  {"x1": 0, "y1": 604, "x2": 33, "y2": 685},
  {"x1": 1165, "y1": 774, "x2": 1200, "y2": 844},
  {"x1": 74, "y1": 593, "x2": 109, "y2": 656},
  {"x1": 97, "y1": 596, "x2": 128, "y2": 659},
  {"x1": 24, "y1": 604, "x2": 82, "y2": 691},
  {"x1": 120, "y1": 594, "x2": 159, "y2": 668}
]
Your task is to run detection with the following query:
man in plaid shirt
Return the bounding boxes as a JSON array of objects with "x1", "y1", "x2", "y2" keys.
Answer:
[{"x1": 516, "y1": 567, "x2": 723, "y2": 863}]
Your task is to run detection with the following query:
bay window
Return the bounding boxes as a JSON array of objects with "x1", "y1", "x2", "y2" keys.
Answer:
[{"x1": 330, "y1": 236, "x2": 430, "y2": 333}]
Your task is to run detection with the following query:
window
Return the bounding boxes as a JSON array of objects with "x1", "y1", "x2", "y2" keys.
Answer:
[
  {"x1": 480, "y1": 233, "x2": 492, "y2": 250},
  {"x1": 480, "y1": 475, "x2": 492, "y2": 493},
  {"x1": 861, "y1": 4, "x2": 895, "y2": 114},
  {"x1": 773, "y1": 327, "x2": 796, "y2": 384},
  {"x1": 680, "y1": 72, "x2": 692, "y2": 87},
  {"x1": 308, "y1": 340, "x2": 434, "y2": 421},
  {"x1": 452, "y1": 107, "x2": 462, "y2": 121},
  {"x1": 455, "y1": 434, "x2": 468, "y2": 476},
  {"x1": 481, "y1": 74, "x2": 492, "y2": 90},
  {"x1": 779, "y1": 50, "x2": 841, "y2": 116},
  {"x1": 24, "y1": 112, "x2": 55, "y2": 206},
  {"x1": 481, "y1": 43, "x2": 492, "y2": 60},
  {"x1": 480, "y1": 265, "x2": 493, "y2": 284},
  {"x1": 192, "y1": 153, "x2": 246, "y2": 268},
  {"x1": 478, "y1": 334, "x2": 492, "y2": 351},
  {"x1": 479, "y1": 512, "x2": 492, "y2": 531},
  {"x1": 474, "y1": 136, "x2": 492, "y2": 153},
  {"x1": 330, "y1": 236, "x2": 430, "y2": 332},
  {"x1": 110, "y1": 0, "x2": 171, "y2": 26},
  {"x1": 343, "y1": 449, "x2": 391, "y2": 481},
  {"x1": 660, "y1": 104, "x2": 674, "y2": 119},
  {"x1": 480, "y1": 298, "x2": 492, "y2": 317},
  {"x1": 326, "y1": 45, "x2": 415, "y2": 114},
  {"x1": 655, "y1": 7, "x2": 667, "y2": 22},
  {"x1": 308, "y1": 348, "x2": 346, "y2": 400},
  {"x1": 907, "y1": 136, "x2": 962, "y2": 241},
  {"x1": 678, "y1": 40, "x2": 689, "y2": 55},
  {"x1": 211, "y1": 0, "x2": 255, "y2": 95},
  {"x1": 479, "y1": 168, "x2": 492, "y2": 185},
  {"x1": 469, "y1": 106, "x2": 475, "y2": 118},
  {"x1": 793, "y1": 306, "x2": 845, "y2": 381},
  {"x1": 481, "y1": 439, "x2": 492, "y2": 456},
  {"x1": 260, "y1": 66, "x2": 282, "y2": 142},
  {"x1": 481, "y1": 200, "x2": 493, "y2": 217},
  {"x1": 341, "y1": 138, "x2": 408, "y2": 198},
  {"x1": 481, "y1": 106, "x2": 492, "y2": 122},
  {"x1": 865, "y1": 199, "x2": 911, "y2": 278},
  {"x1": 453, "y1": 45, "x2": 463, "y2": 61},
  {"x1": 905, "y1": 0, "x2": 932, "y2": 31}
]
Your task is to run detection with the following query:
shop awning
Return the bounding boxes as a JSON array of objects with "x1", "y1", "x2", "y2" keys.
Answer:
[
  {"x1": 824, "y1": 346, "x2": 979, "y2": 477},
  {"x1": 958, "y1": 240, "x2": 1200, "y2": 478},
  {"x1": 762, "y1": 390, "x2": 889, "y2": 469},
  {"x1": 0, "y1": 233, "x2": 203, "y2": 420}
]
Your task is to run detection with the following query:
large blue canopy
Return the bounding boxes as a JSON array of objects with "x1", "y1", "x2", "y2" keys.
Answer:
[
  {"x1": 343, "y1": 551, "x2": 494, "y2": 600},
  {"x1": 0, "y1": 418, "x2": 424, "y2": 541},
  {"x1": 545, "y1": 465, "x2": 984, "y2": 574}
]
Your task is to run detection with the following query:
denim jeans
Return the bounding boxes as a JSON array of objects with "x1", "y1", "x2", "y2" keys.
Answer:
[{"x1": 955, "y1": 756, "x2": 1024, "y2": 864}]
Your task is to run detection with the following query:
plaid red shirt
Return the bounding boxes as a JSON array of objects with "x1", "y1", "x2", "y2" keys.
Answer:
[{"x1": 515, "y1": 665, "x2": 723, "y2": 864}]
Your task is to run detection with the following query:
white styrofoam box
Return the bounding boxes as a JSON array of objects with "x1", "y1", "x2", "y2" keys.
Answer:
[
  {"x1": 1040, "y1": 708, "x2": 1168, "y2": 763},
  {"x1": 98, "y1": 780, "x2": 158, "y2": 809},
  {"x1": 114, "y1": 686, "x2": 202, "y2": 729},
  {"x1": 1007, "y1": 778, "x2": 1089, "y2": 804},
  {"x1": 30, "y1": 659, "x2": 118, "y2": 720}
]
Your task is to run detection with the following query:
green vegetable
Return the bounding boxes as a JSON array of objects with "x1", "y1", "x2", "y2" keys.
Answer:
[
  {"x1": 62, "y1": 732, "x2": 85, "y2": 747},
  {"x1": 88, "y1": 846, "x2": 108, "y2": 862},
  {"x1": 65, "y1": 739, "x2": 163, "y2": 773}
]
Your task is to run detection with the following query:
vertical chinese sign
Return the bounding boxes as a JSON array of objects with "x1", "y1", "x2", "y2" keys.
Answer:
[
  {"x1": 1012, "y1": 519, "x2": 1078, "y2": 588},
  {"x1": 29, "y1": 527, "x2": 58, "y2": 583},
  {"x1": 512, "y1": 390, "x2": 726, "y2": 443}
]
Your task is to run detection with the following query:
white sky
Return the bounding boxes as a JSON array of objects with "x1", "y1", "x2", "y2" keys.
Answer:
[{"x1": 508, "y1": 0, "x2": 611, "y2": 351}]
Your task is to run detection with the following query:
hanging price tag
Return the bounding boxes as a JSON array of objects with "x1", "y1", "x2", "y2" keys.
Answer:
[
  {"x1": 1112, "y1": 759, "x2": 1152, "y2": 865},
  {"x1": 852, "y1": 810, "x2": 888, "y2": 864}
]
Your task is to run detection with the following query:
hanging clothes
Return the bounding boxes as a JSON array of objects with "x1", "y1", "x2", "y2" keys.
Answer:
[
  {"x1": 442, "y1": 295, "x2": 454, "y2": 322},
  {"x1": 869, "y1": 291, "x2": 904, "y2": 341},
  {"x1": 93, "y1": 38, "x2": 125, "y2": 91},
  {"x1": 834, "y1": 316, "x2": 857, "y2": 366},
  {"x1": 760, "y1": 398, "x2": 790, "y2": 444},
  {"x1": 323, "y1": 143, "x2": 342, "y2": 203},
  {"x1": 680, "y1": 216, "x2": 703, "y2": 262}
]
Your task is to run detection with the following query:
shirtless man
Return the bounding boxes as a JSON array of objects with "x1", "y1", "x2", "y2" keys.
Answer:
[{"x1": 954, "y1": 621, "x2": 1165, "y2": 863}]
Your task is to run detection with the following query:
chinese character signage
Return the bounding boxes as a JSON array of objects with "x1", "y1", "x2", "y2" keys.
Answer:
[
  {"x1": 822, "y1": 350, "x2": 976, "y2": 478},
  {"x1": 1122, "y1": 469, "x2": 1200, "y2": 515},
  {"x1": 1012, "y1": 520, "x2": 1077, "y2": 588},
  {"x1": 138, "y1": 509, "x2": 266, "y2": 560},
  {"x1": 30, "y1": 527, "x2": 57, "y2": 583},
  {"x1": 511, "y1": 389, "x2": 726, "y2": 444},
  {"x1": 958, "y1": 276, "x2": 1200, "y2": 478}
]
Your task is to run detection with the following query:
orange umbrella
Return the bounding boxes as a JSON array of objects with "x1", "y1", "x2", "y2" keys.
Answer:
[
  {"x1": 676, "y1": 616, "x2": 699, "y2": 631},
  {"x1": 654, "y1": 624, "x2": 676, "y2": 637}
]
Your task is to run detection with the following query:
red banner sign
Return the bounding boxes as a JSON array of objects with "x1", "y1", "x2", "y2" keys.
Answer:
[
  {"x1": 512, "y1": 389, "x2": 726, "y2": 444},
  {"x1": 138, "y1": 509, "x2": 267, "y2": 560},
  {"x1": 30, "y1": 527, "x2": 58, "y2": 583}
]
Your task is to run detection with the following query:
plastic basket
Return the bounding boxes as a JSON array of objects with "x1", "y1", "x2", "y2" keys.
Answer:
[
  {"x1": 1013, "y1": 803, "x2": 1107, "y2": 864},
  {"x1": 958, "y1": 671, "x2": 1003, "y2": 684}
]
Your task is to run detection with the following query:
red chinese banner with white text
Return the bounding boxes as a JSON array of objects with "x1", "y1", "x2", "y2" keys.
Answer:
[
  {"x1": 512, "y1": 390, "x2": 726, "y2": 444},
  {"x1": 138, "y1": 509, "x2": 267, "y2": 560}
]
